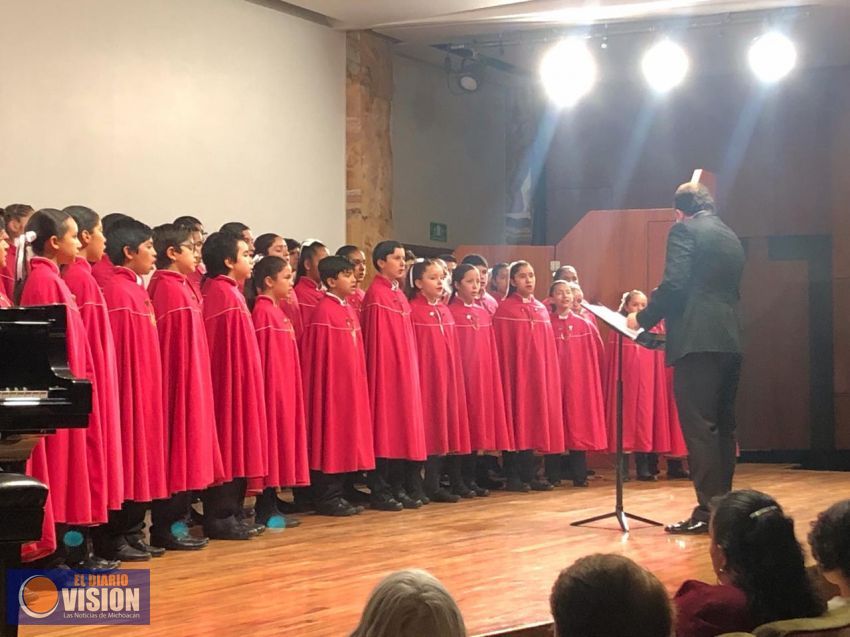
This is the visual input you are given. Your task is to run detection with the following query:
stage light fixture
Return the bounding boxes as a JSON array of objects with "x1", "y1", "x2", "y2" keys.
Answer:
[
  {"x1": 540, "y1": 38, "x2": 597, "y2": 108},
  {"x1": 748, "y1": 31, "x2": 797, "y2": 83},
  {"x1": 641, "y1": 39, "x2": 689, "y2": 93}
]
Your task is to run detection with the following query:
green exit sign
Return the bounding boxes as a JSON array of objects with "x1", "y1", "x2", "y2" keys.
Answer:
[{"x1": 429, "y1": 222, "x2": 448, "y2": 243}]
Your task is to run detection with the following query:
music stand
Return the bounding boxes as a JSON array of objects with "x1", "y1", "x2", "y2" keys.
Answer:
[{"x1": 570, "y1": 302, "x2": 664, "y2": 532}]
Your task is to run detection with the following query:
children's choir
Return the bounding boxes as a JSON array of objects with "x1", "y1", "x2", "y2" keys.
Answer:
[{"x1": 1, "y1": 204, "x2": 688, "y2": 570}]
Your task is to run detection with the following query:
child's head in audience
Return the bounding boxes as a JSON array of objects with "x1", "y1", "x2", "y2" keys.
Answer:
[
  {"x1": 372, "y1": 241, "x2": 406, "y2": 282},
  {"x1": 254, "y1": 233, "x2": 287, "y2": 261},
  {"x1": 220, "y1": 222, "x2": 253, "y2": 250},
  {"x1": 296, "y1": 240, "x2": 328, "y2": 284},
  {"x1": 710, "y1": 489, "x2": 826, "y2": 624},
  {"x1": 320, "y1": 255, "x2": 356, "y2": 300},
  {"x1": 618, "y1": 289, "x2": 647, "y2": 317},
  {"x1": 508, "y1": 260, "x2": 535, "y2": 299},
  {"x1": 153, "y1": 223, "x2": 197, "y2": 275},
  {"x1": 554, "y1": 265, "x2": 579, "y2": 284},
  {"x1": 350, "y1": 569, "x2": 467, "y2": 637},
  {"x1": 64, "y1": 206, "x2": 105, "y2": 264},
  {"x1": 3, "y1": 204, "x2": 35, "y2": 241},
  {"x1": 202, "y1": 232, "x2": 252, "y2": 283},
  {"x1": 407, "y1": 258, "x2": 442, "y2": 302},
  {"x1": 460, "y1": 254, "x2": 489, "y2": 296},
  {"x1": 550, "y1": 280, "x2": 574, "y2": 315},
  {"x1": 251, "y1": 255, "x2": 291, "y2": 308},
  {"x1": 809, "y1": 499, "x2": 850, "y2": 599},
  {"x1": 451, "y1": 264, "x2": 480, "y2": 305},
  {"x1": 336, "y1": 245, "x2": 367, "y2": 287},
  {"x1": 550, "y1": 554, "x2": 672, "y2": 637},
  {"x1": 105, "y1": 219, "x2": 156, "y2": 277},
  {"x1": 489, "y1": 262, "x2": 509, "y2": 299}
]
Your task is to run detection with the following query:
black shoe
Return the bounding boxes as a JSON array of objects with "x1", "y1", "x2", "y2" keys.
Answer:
[
  {"x1": 468, "y1": 481, "x2": 490, "y2": 497},
  {"x1": 106, "y1": 543, "x2": 150, "y2": 563},
  {"x1": 125, "y1": 533, "x2": 166, "y2": 557},
  {"x1": 637, "y1": 474, "x2": 658, "y2": 482},
  {"x1": 316, "y1": 498, "x2": 359, "y2": 517},
  {"x1": 505, "y1": 479, "x2": 530, "y2": 493},
  {"x1": 572, "y1": 479, "x2": 590, "y2": 488},
  {"x1": 274, "y1": 497, "x2": 299, "y2": 514},
  {"x1": 393, "y1": 491, "x2": 423, "y2": 509},
  {"x1": 530, "y1": 479, "x2": 554, "y2": 492},
  {"x1": 451, "y1": 484, "x2": 476, "y2": 499},
  {"x1": 240, "y1": 520, "x2": 265, "y2": 536},
  {"x1": 70, "y1": 553, "x2": 121, "y2": 573},
  {"x1": 370, "y1": 495, "x2": 404, "y2": 512},
  {"x1": 666, "y1": 468, "x2": 690, "y2": 480},
  {"x1": 664, "y1": 519, "x2": 709, "y2": 535},
  {"x1": 204, "y1": 516, "x2": 255, "y2": 540},
  {"x1": 339, "y1": 498, "x2": 364, "y2": 515},
  {"x1": 150, "y1": 532, "x2": 208, "y2": 551},
  {"x1": 407, "y1": 489, "x2": 430, "y2": 505},
  {"x1": 550, "y1": 480, "x2": 563, "y2": 487},
  {"x1": 427, "y1": 488, "x2": 461, "y2": 503}
]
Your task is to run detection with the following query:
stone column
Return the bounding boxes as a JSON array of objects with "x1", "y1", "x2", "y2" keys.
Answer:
[{"x1": 346, "y1": 31, "x2": 393, "y2": 277}]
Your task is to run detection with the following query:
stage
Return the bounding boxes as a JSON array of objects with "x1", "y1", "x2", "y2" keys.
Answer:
[{"x1": 22, "y1": 463, "x2": 849, "y2": 637}]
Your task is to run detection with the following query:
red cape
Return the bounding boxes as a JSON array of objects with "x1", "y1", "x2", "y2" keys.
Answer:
[
  {"x1": 202, "y1": 275, "x2": 268, "y2": 479},
  {"x1": 578, "y1": 306, "x2": 599, "y2": 329},
  {"x1": 250, "y1": 296, "x2": 310, "y2": 486},
  {"x1": 282, "y1": 287, "x2": 303, "y2": 341},
  {"x1": 63, "y1": 257, "x2": 125, "y2": 511},
  {"x1": 361, "y1": 275, "x2": 427, "y2": 460},
  {"x1": 551, "y1": 311, "x2": 608, "y2": 451},
  {"x1": 410, "y1": 295, "x2": 471, "y2": 456},
  {"x1": 103, "y1": 267, "x2": 168, "y2": 502},
  {"x1": 603, "y1": 327, "x2": 671, "y2": 453},
  {"x1": 493, "y1": 294, "x2": 565, "y2": 453},
  {"x1": 294, "y1": 277, "x2": 324, "y2": 330},
  {"x1": 448, "y1": 299, "x2": 514, "y2": 451},
  {"x1": 148, "y1": 270, "x2": 225, "y2": 493},
  {"x1": 186, "y1": 267, "x2": 204, "y2": 305},
  {"x1": 300, "y1": 294, "x2": 375, "y2": 473},
  {"x1": 347, "y1": 286, "x2": 366, "y2": 320},
  {"x1": 91, "y1": 254, "x2": 115, "y2": 289},
  {"x1": 476, "y1": 291, "x2": 500, "y2": 316},
  {"x1": 20, "y1": 258, "x2": 103, "y2": 525}
]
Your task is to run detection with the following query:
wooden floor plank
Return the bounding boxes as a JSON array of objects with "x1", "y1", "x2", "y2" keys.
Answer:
[{"x1": 20, "y1": 464, "x2": 850, "y2": 637}]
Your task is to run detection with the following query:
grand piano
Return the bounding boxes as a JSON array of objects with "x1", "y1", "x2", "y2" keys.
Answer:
[{"x1": 0, "y1": 305, "x2": 93, "y2": 637}]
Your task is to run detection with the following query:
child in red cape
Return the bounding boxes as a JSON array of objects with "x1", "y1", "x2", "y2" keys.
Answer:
[
  {"x1": 201, "y1": 232, "x2": 268, "y2": 540},
  {"x1": 335, "y1": 245, "x2": 367, "y2": 319},
  {"x1": 493, "y1": 260, "x2": 564, "y2": 492},
  {"x1": 293, "y1": 239, "x2": 328, "y2": 331},
  {"x1": 300, "y1": 255, "x2": 376, "y2": 515},
  {"x1": 148, "y1": 223, "x2": 225, "y2": 551}
]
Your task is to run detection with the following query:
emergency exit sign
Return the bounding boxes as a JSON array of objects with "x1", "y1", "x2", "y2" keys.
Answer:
[{"x1": 430, "y1": 222, "x2": 448, "y2": 243}]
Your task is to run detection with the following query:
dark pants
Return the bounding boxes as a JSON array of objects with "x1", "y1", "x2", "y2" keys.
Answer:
[
  {"x1": 504, "y1": 450, "x2": 534, "y2": 484},
  {"x1": 368, "y1": 458, "x2": 423, "y2": 499},
  {"x1": 201, "y1": 478, "x2": 247, "y2": 521},
  {"x1": 673, "y1": 352, "x2": 742, "y2": 523},
  {"x1": 92, "y1": 501, "x2": 148, "y2": 554},
  {"x1": 309, "y1": 470, "x2": 344, "y2": 507},
  {"x1": 151, "y1": 491, "x2": 192, "y2": 538}
]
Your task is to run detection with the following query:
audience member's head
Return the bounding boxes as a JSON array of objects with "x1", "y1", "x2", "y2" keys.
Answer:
[
  {"x1": 350, "y1": 569, "x2": 466, "y2": 637},
  {"x1": 710, "y1": 489, "x2": 826, "y2": 625},
  {"x1": 809, "y1": 499, "x2": 850, "y2": 599},
  {"x1": 550, "y1": 554, "x2": 673, "y2": 637}
]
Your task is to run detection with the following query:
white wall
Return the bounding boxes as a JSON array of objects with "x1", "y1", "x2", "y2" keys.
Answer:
[
  {"x1": 391, "y1": 54, "x2": 507, "y2": 249},
  {"x1": 0, "y1": 0, "x2": 345, "y2": 247}
]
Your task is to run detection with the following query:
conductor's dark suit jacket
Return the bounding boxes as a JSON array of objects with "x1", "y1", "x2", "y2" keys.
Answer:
[{"x1": 637, "y1": 211, "x2": 745, "y2": 366}]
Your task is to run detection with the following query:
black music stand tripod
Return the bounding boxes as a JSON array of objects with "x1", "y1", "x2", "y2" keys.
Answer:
[{"x1": 571, "y1": 303, "x2": 664, "y2": 532}]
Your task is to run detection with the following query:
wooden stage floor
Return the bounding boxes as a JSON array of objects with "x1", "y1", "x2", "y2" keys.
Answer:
[{"x1": 23, "y1": 463, "x2": 850, "y2": 637}]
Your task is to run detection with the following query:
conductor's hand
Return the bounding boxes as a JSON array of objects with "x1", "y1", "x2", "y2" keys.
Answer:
[{"x1": 626, "y1": 312, "x2": 640, "y2": 331}]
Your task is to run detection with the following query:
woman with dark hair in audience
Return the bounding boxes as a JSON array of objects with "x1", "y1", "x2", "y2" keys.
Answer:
[
  {"x1": 809, "y1": 499, "x2": 850, "y2": 610},
  {"x1": 675, "y1": 489, "x2": 826, "y2": 637},
  {"x1": 550, "y1": 553, "x2": 673, "y2": 637}
]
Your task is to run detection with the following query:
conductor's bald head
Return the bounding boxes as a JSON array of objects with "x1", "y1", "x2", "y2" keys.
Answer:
[{"x1": 674, "y1": 182, "x2": 715, "y2": 216}]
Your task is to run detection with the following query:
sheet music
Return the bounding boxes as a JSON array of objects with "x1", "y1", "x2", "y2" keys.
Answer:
[{"x1": 581, "y1": 301, "x2": 644, "y2": 340}]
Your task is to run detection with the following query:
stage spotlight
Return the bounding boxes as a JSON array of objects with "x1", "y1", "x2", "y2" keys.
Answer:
[
  {"x1": 540, "y1": 38, "x2": 597, "y2": 108},
  {"x1": 641, "y1": 39, "x2": 689, "y2": 93},
  {"x1": 748, "y1": 32, "x2": 797, "y2": 83}
]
